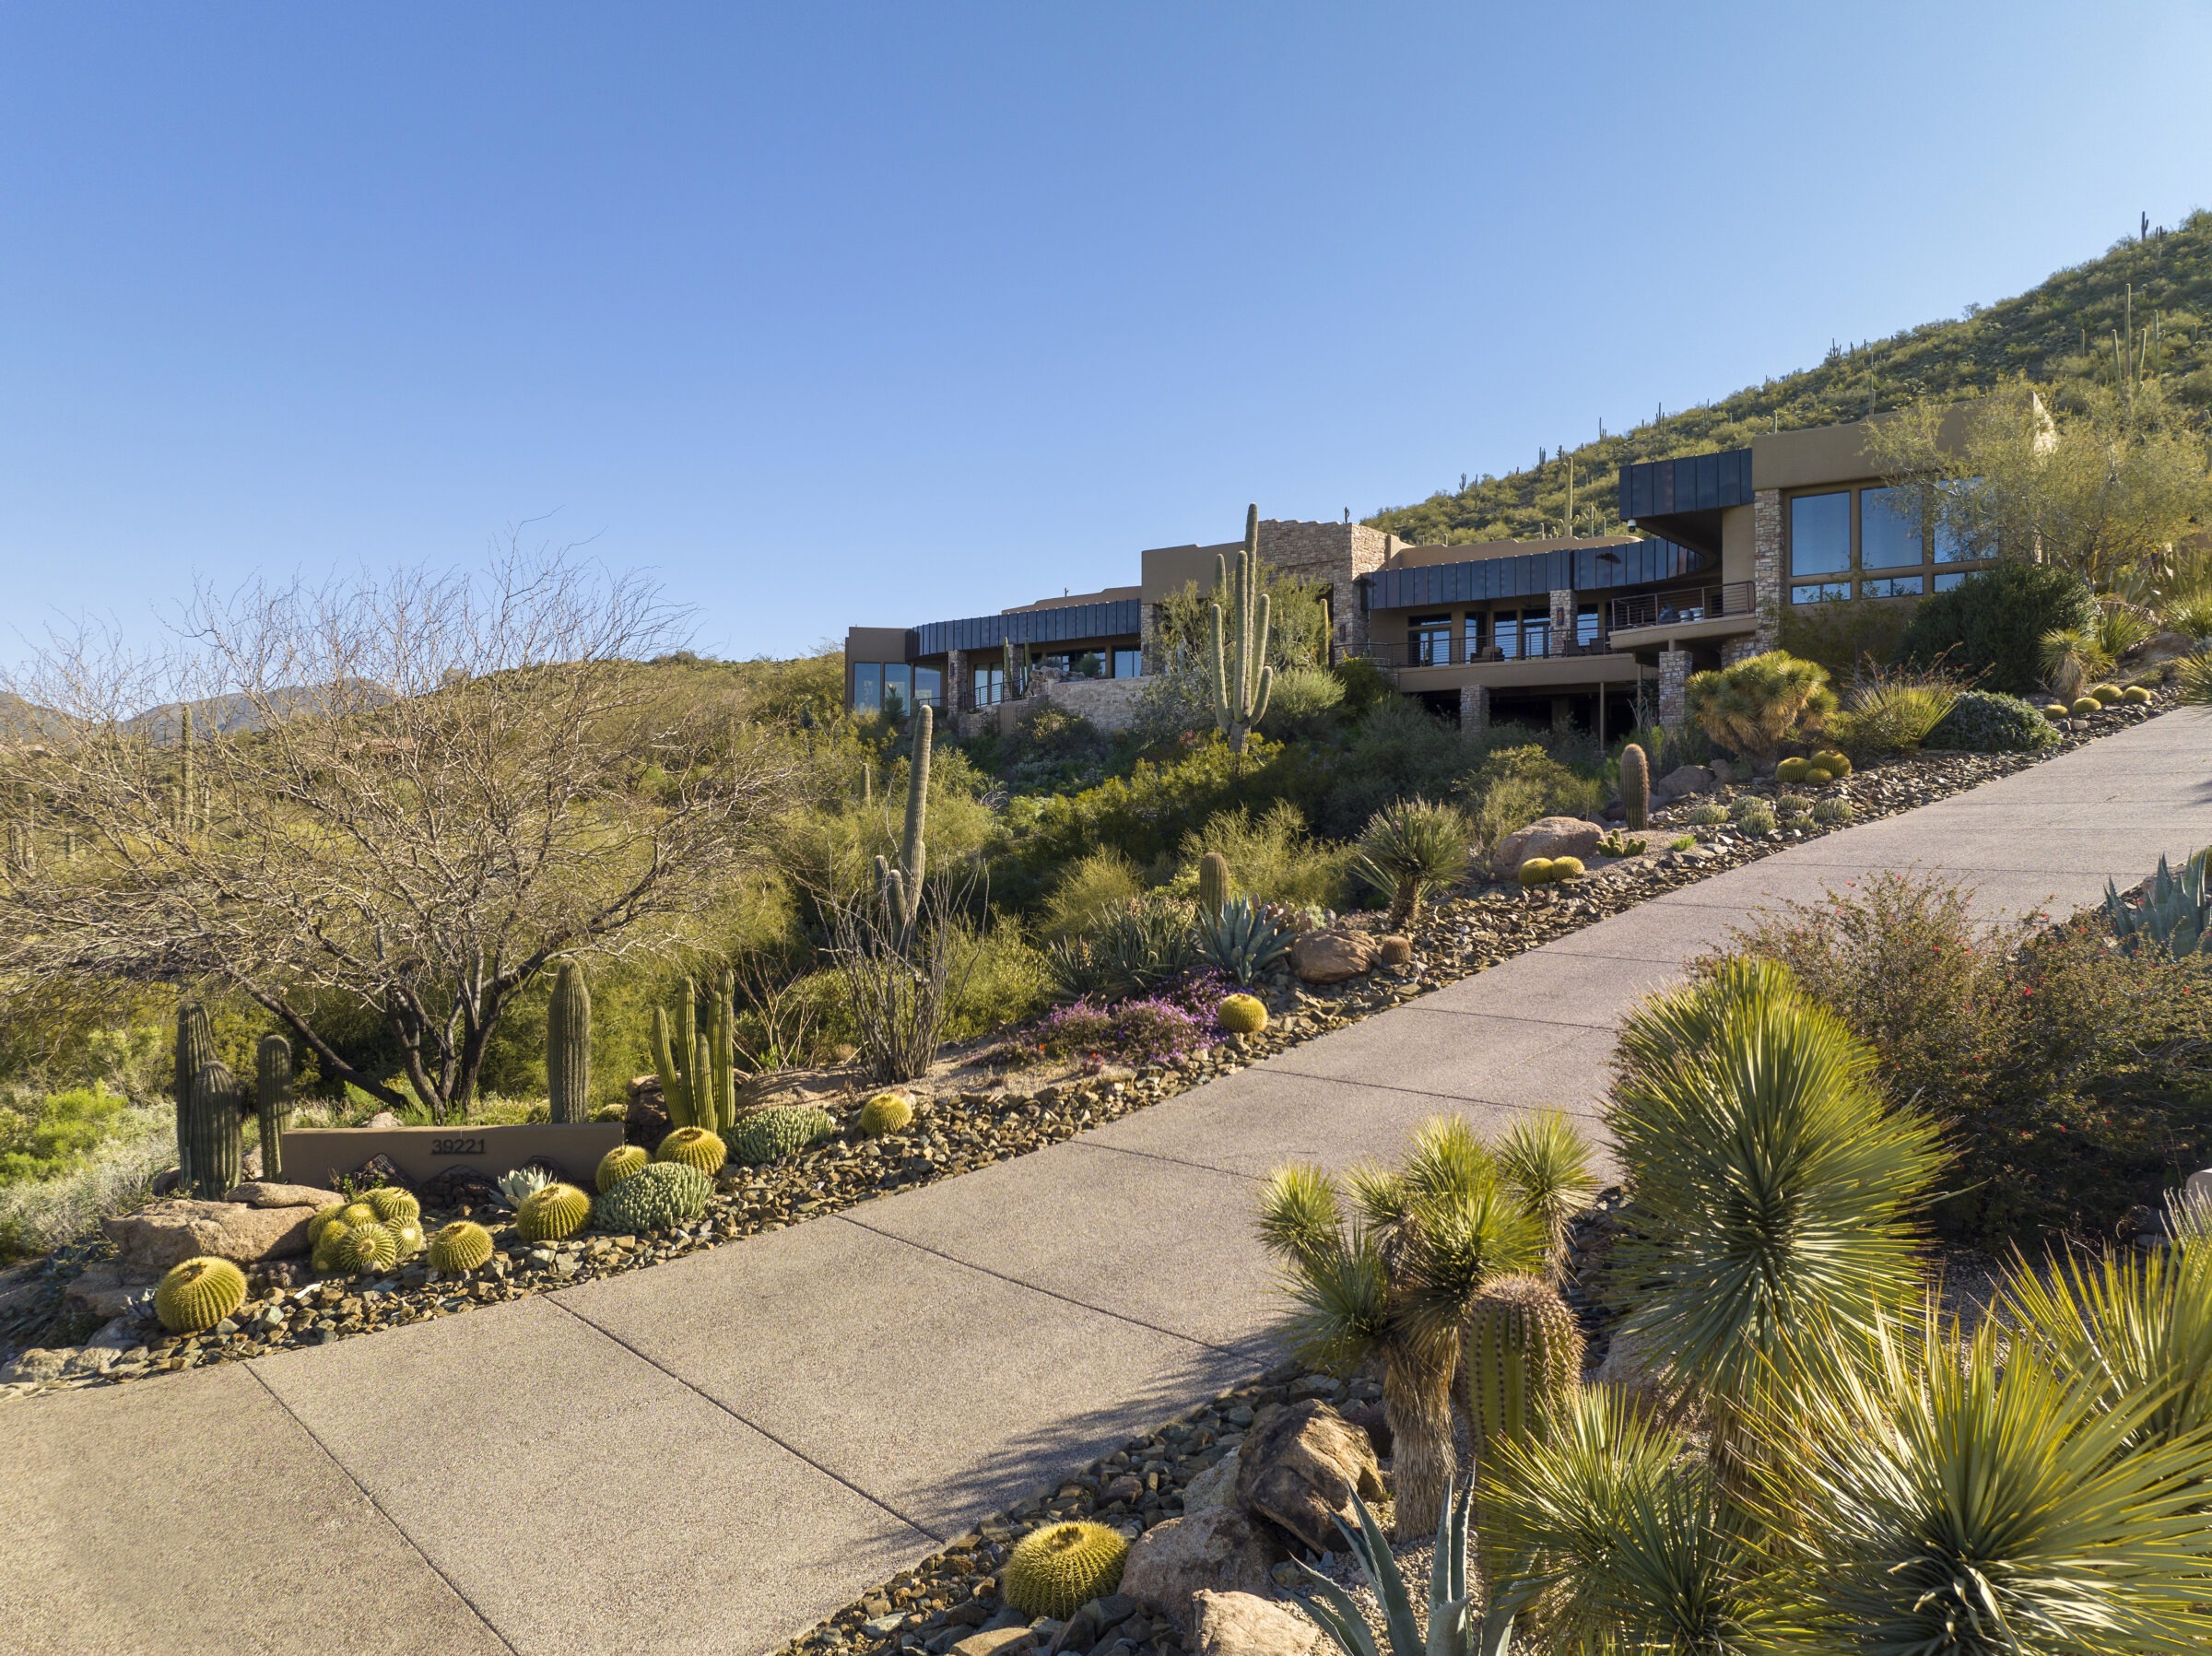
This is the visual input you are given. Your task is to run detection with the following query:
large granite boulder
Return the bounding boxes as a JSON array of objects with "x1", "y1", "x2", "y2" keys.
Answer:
[
  {"x1": 223, "y1": 1181, "x2": 335, "y2": 1208},
  {"x1": 1494, "y1": 815, "x2": 1604, "y2": 874},
  {"x1": 1120, "y1": 1507, "x2": 1277, "y2": 1636},
  {"x1": 101, "y1": 1199, "x2": 315, "y2": 1272},
  {"x1": 1193, "y1": 1591, "x2": 1317, "y2": 1656},
  {"x1": 1290, "y1": 929, "x2": 1377, "y2": 985},
  {"x1": 1233, "y1": 1400, "x2": 1386, "y2": 1554},
  {"x1": 1654, "y1": 764, "x2": 1717, "y2": 803}
]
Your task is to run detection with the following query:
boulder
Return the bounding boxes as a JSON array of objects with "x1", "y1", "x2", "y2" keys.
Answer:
[
  {"x1": 949, "y1": 1631, "x2": 1037, "y2": 1656},
  {"x1": 1656, "y1": 764, "x2": 1717, "y2": 801},
  {"x1": 1193, "y1": 1592, "x2": 1318, "y2": 1656},
  {"x1": 1376, "y1": 935, "x2": 1413, "y2": 967},
  {"x1": 2124, "y1": 629, "x2": 2196, "y2": 667},
  {"x1": 1233, "y1": 1400, "x2": 1386, "y2": 1554},
  {"x1": 64, "y1": 1263, "x2": 157, "y2": 1321},
  {"x1": 1493, "y1": 816, "x2": 1604, "y2": 874},
  {"x1": 100, "y1": 1198, "x2": 315, "y2": 1273},
  {"x1": 361, "y1": 1110, "x2": 402, "y2": 1129},
  {"x1": 1290, "y1": 929, "x2": 1377, "y2": 986},
  {"x1": 223, "y1": 1181, "x2": 335, "y2": 1209},
  {"x1": 1181, "y1": 1448, "x2": 1241, "y2": 1513},
  {"x1": 1120, "y1": 1508, "x2": 1277, "y2": 1637},
  {"x1": 2, "y1": 1348, "x2": 72, "y2": 1384}
]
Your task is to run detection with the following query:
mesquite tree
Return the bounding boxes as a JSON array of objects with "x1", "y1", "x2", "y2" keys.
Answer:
[{"x1": 0, "y1": 552, "x2": 796, "y2": 1121}]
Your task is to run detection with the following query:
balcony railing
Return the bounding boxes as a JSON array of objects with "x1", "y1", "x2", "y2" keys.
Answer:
[
  {"x1": 1356, "y1": 635, "x2": 1614, "y2": 671},
  {"x1": 1606, "y1": 582, "x2": 1756, "y2": 634}
]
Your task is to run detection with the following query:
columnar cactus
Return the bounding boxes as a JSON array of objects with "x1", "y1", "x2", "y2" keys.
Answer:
[
  {"x1": 1465, "y1": 1274, "x2": 1583, "y2": 1464},
  {"x1": 173, "y1": 1002, "x2": 217, "y2": 1189},
  {"x1": 876, "y1": 705, "x2": 933, "y2": 930},
  {"x1": 1197, "y1": 850, "x2": 1231, "y2": 919},
  {"x1": 706, "y1": 968, "x2": 736, "y2": 1134},
  {"x1": 1210, "y1": 505, "x2": 1274, "y2": 754},
  {"x1": 1619, "y1": 742, "x2": 1650, "y2": 832},
  {"x1": 650, "y1": 985, "x2": 700, "y2": 1130},
  {"x1": 547, "y1": 958, "x2": 592, "y2": 1123},
  {"x1": 254, "y1": 1033, "x2": 291, "y2": 1182},
  {"x1": 183, "y1": 1060, "x2": 243, "y2": 1200}
]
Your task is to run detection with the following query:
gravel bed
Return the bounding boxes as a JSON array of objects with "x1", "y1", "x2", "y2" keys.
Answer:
[{"x1": 0, "y1": 698, "x2": 2170, "y2": 1397}]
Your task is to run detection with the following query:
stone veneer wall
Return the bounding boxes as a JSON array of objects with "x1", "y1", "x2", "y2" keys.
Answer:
[
  {"x1": 1253, "y1": 520, "x2": 1392, "y2": 658},
  {"x1": 1458, "y1": 683, "x2": 1489, "y2": 732},
  {"x1": 1034, "y1": 674, "x2": 1147, "y2": 734},
  {"x1": 1547, "y1": 588, "x2": 1574, "y2": 656},
  {"x1": 1657, "y1": 647, "x2": 1693, "y2": 734},
  {"x1": 1752, "y1": 489, "x2": 1783, "y2": 652}
]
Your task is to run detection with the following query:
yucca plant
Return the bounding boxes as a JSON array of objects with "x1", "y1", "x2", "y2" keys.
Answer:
[
  {"x1": 1042, "y1": 894, "x2": 1198, "y2": 1002},
  {"x1": 1479, "y1": 1385, "x2": 1756, "y2": 1654},
  {"x1": 2179, "y1": 650, "x2": 2212, "y2": 706},
  {"x1": 1353, "y1": 798, "x2": 1472, "y2": 930},
  {"x1": 1606, "y1": 960, "x2": 1945, "y2": 1418},
  {"x1": 2103, "y1": 851, "x2": 2212, "y2": 959},
  {"x1": 1828, "y1": 664, "x2": 1959, "y2": 760},
  {"x1": 1194, "y1": 894, "x2": 1295, "y2": 984},
  {"x1": 1260, "y1": 1117, "x2": 1546, "y2": 1541},
  {"x1": 1749, "y1": 1298, "x2": 2212, "y2": 1653},
  {"x1": 1684, "y1": 651, "x2": 1835, "y2": 768},
  {"x1": 1494, "y1": 1108, "x2": 1599, "y2": 1268},
  {"x1": 2039, "y1": 626, "x2": 2112, "y2": 700}
]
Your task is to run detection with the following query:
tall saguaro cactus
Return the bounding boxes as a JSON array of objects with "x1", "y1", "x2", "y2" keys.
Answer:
[
  {"x1": 709, "y1": 968, "x2": 736, "y2": 1133},
  {"x1": 254, "y1": 1033, "x2": 291, "y2": 1182},
  {"x1": 651, "y1": 980, "x2": 700, "y2": 1130},
  {"x1": 173, "y1": 1003, "x2": 217, "y2": 1190},
  {"x1": 184, "y1": 1060, "x2": 243, "y2": 1200},
  {"x1": 1211, "y1": 505, "x2": 1274, "y2": 754},
  {"x1": 547, "y1": 959, "x2": 592, "y2": 1123},
  {"x1": 875, "y1": 705, "x2": 932, "y2": 930}
]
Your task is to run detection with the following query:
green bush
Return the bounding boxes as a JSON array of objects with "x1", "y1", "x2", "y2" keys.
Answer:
[
  {"x1": 1922, "y1": 689, "x2": 2062, "y2": 753},
  {"x1": 1257, "y1": 665, "x2": 1346, "y2": 741},
  {"x1": 0, "y1": 1086, "x2": 134, "y2": 1185},
  {"x1": 1896, "y1": 562, "x2": 2097, "y2": 694},
  {"x1": 1461, "y1": 744, "x2": 1602, "y2": 865},
  {"x1": 1038, "y1": 849, "x2": 1146, "y2": 942},
  {"x1": 1171, "y1": 802, "x2": 1352, "y2": 913},
  {"x1": 1778, "y1": 595, "x2": 1918, "y2": 682}
]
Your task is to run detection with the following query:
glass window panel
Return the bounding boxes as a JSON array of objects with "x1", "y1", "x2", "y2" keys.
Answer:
[
  {"x1": 1934, "y1": 478, "x2": 1978, "y2": 561},
  {"x1": 881, "y1": 664, "x2": 912, "y2": 716},
  {"x1": 1463, "y1": 613, "x2": 1486, "y2": 653},
  {"x1": 1791, "y1": 581, "x2": 1852, "y2": 605},
  {"x1": 1790, "y1": 491, "x2": 1851, "y2": 577},
  {"x1": 1859, "y1": 487, "x2": 1924, "y2": 569},
  {"x1": 972, "y1": 664, "x2": 1002, "y2": 706},
  {"x1": 1934, "y1": 570, "x2": 1970, "y2": 592},
  {"x1": 852, "y1": 663, "x2": 882, "y2": 711},
  {"x1": 1410, "y1": 614, "x2": 1452, "y2": 665},
  {"x1": 912, "y1": 666, "x2": 942, "y2": 708},
  {"x1": 1861, "y1": 575, "x2": 1924, "y2": 597},
  {"x1": 1576, "y1": 605, "x2": 1600, "y2": 646},
  {"x1": 1112, "y1": 648, "x2": 1142, "y2": 679},
  {"x1": 1523, "y1": 608, "x2": 1550, "y2": 657},
  {"x1": 1495, "y1": 616, "x2": 1521, "y2": 659}
]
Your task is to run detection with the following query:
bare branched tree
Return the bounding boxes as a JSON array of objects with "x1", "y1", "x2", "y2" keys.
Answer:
[
  {"x1": 0, "y1": 549, "x2": 798, "y2": 1120},
  {"x1": 822, "y1": 871, "x2": 980, "y2": 1084}
]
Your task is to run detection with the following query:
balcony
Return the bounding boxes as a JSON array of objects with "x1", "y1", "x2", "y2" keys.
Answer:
[
  {"x1": 1606, "y1": 582, "x2": 1757, "y2": 637},
  {"x1": 1357, "y1": 636, "x2": 1616, "y2": 672}
]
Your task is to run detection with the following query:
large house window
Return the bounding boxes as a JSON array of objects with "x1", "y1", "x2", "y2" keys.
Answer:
[
  {"x1": 1576, "y1": 605, "x2": 1600, "y2": 647},
  {"x1": 852, "y1": 663, "x2": 883, "y2": 711},
  {"x1": 1040, "y1": 649, "x2": 1106, "y2": 679},
  {"x1": 1521, "y1": 608, "x2": 1550, "y2": 658},
  {"x1": 972, "y1": 664, "x2": 1005, "y2": 706},
  {"x1": 1494, "y1": 614, "x2": 1521, "y2": 659},
  {"x1": 1859, "y1": 487, "x2": 1923, "y2": 570},
  {"x1": 1789, "y1": 492, "x2": 1852, "y2": 583},
  {"x1": 913, "y1": 665, "x2": 942, "y2": 709},
  {"x1": 881, "y1": 664, "x2": 913, "y2": 716},
  {"x1": 1463, "y1": 613, "x2": 1486, "y2": 657},
  {"x1": 1409, "y1": 614, "x2": 1453, "y2": 665},
  {"x1": 1112, "y1": 648, "x2": 1142, "y2": 678}
]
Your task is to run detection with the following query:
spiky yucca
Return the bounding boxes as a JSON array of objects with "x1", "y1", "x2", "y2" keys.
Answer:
[
  {"x1": 1354, "y1": 798, "x2": 1472, "y2": 928},
  {"x1": 1496, "y1": 1109, "x2": 1598, "y2": 1265},
  {"x1": 514, "y1": 1182, "x2": 592, "y2": 1241},
  {"x1": 597, "y1": 1145, "x2": 651, "y2": 1192},
  {"x1": 654, "y1": 1125, "x2": 726, "y2": 1173},
  {"x1": 1684, "y1": 651, "x2": 1835, "y2": 768},
  {"x1": 427, "y1": 1220, "x2": 494, "y2": 1274},
  {"x1": 1000, "y1": 1521, "x2": 1129, "y2": 1620},
  {"x1": 155, "y1": 1256, "x2": 248, "y2": 1333},
  {"x1": 1606, "y1": 960, "x2": 1944, "y2": 1417}
]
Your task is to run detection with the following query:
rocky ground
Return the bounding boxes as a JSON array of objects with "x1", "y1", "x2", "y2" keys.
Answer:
[{"x1": 0, "y1": 697, "x2": 2168, "y2": 1401}]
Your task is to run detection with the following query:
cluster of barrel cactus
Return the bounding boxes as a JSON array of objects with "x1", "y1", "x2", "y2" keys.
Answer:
[
  {"x1": 1776, "y1": 748, "x2": 1852, "y2": 787},
  {"x1": 309, "y1": 1186, "x2": 426, "y2": 1276},
  {"x1": 1518, "y1": 856, "x2": 1585, "y2": 887}
]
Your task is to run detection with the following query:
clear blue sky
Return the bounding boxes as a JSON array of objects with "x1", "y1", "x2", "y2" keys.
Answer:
[{"x1": 4, "y1": 3, "x2": 2210, "y2": 662}]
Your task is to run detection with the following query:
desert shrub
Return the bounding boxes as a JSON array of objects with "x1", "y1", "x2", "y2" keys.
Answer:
[
  {"x1": 0, "y1": 1089, "x2": 174, "y2": 1261},
  {"x1": 1779, "y1": 595, "x2": 1917, "y2": 682},
  {"x1": 1922, "y1": 689, "x2": 2061, "y2": 753},
  {"x1": 1257, "y1": 665, "x2": 1346, "y2": 741},
  {"x1": 1825, "y1": 664, "x2": 1960, "y2": 760},
  {"x1": 0, "y1": 1085, "x2": 138, "y2": 1185},
  {"x1": 1033, "y1": 994, "x2": 1207, "y2": 1067},
  {"x1": 944, "y1": 923, "x2": 1051, "y2": 1041},
  {"x1": 1043, "y1": 894, "x2": 1198, "y2": 1004},
  {"x1": 1461, "y1": 744, "x2": 1602, "y2": 864},
  {"x1": 1039, "y1": 849, "x2": 1147, "y2": 942},
  {"x1": 1896, "y1": 562, "x2": 2097, "y2": 694},
  {"x1": 1172, "y1": 802, "x2": 1352, "y2": 913},
  {"x1": 1324, "y1": 698, "x2": 1476, "y2": 834},
  {"x1": 1328, "y1": 655, "x2": 1394, "y2": 720},
  {"x1": 1684, "y1": 652, "x2": 1836, "y2": 766}
]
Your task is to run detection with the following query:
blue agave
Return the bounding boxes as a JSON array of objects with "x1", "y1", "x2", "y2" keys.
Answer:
[
  {"x1": 1294, "y1": 1479, "x2": 1512, "y2": 1656},
  {"x1": 2105, "y1": 851, "x2": 2212, "y2": 959},
  {"x1": 1194, "y1": 895, "x2": 1294, "y2": 985}
]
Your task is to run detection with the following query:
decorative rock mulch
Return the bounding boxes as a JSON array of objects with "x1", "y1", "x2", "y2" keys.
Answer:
[{"x1": 0, "y1": 697, "x2": 2173, "y2": 1398}]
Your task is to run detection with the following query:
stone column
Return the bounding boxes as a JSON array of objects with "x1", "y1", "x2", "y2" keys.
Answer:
[
  {"x1": 945, "y1": 649, "x2": 966, "y2": 715},
  {"x1": 1752, "y1": 489, "x2": 1783, "y2": 651},
  {"x1": 1657, "y1": 647, "x2": 1693, "y2": 735},
  {"x1": 1548, "y1": 588, "x2": 1575, "y2": 656},
  {"x1": 1458, "y1": 682, "x2": 1489, "y2": 734}
]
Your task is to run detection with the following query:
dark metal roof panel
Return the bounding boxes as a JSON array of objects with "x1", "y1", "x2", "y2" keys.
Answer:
[
  {"x1": 1618, "y1": 447, "x2": 1754, "y2": 519},
  {"x1": 1364, "y1": 538, "x2": 1707, "y2": 610},
  {"x1": 912, "y1": 598, "x2": 1144, "y2": 658}
]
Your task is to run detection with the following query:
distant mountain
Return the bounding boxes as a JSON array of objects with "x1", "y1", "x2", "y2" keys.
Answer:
[{"x1": 1370, "y1": 211, "x2": 2212, "y2": 545}]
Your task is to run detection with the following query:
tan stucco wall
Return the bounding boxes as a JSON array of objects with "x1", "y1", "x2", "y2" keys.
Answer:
[
  {"x1": 1721, "y1": 503, "x2": 1756, "y2": 586},
  {"x1": 1750, "y1": 404, "x2": 1976, "y2": 492},
  {"x1": 1001, "y1": 585, "x2": 1140, "y2": 614},
  {"x1": 1139, "y1": 543, "x2": 1230, "y2": 604}
]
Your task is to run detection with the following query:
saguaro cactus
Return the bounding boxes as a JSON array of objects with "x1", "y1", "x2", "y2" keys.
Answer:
[
  {"x1": 1211, "y1": 505, "x2": 1274, "y2": 754},
  {"x1": 708, "y1": 968, "x2": 736, "y2": 1134},
  {"x1": 547, "y1": 959, "x2": 592, "y2": 1123},
  {"x1": 1197, "y1": 851, "x2": 1231, "y2": 920},
  {"x1": 254, "y1": 1033, "x2": 292, "y2": 1182},
  {"x1": 184, "y1": 1060, "x2": 243, "y2": 1200},
  {"x1": 650, "y1": 981, "x2": 700, "y2": 1130},
  {"x1": 1619, "y1": 742, "x2": 1651, "y2": 833},
  {"x1": 1465, "y1": 1274, "x2": 1583, "y2": 1465},
  {"x1": 875, "y1": 705, "x2": 932, "y2": 929},
  {"x1": 173, "y1": 1003, "x2": 217, "y2": 1189}
]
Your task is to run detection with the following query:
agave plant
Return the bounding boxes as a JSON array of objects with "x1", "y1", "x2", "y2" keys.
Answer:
[
  {"x1": 497, "y1": 1165, "x2": 556, "y2": 1208},
  {"x1": 1749, "y1": 1298, "x2": 2212, "y2": 1653},
  {"x1": 1295, "y1": 1479, "x2": 1513, "y2": 1656},
  {"x1": 1352, "y1": 798, "x2": 1472, "y2": 930},
  {"x1": 1042, "y1": 894, "x2": 1198, "y2": 1002},
  {"x1": 1606, "y1": 959, "x2": 1945, "y2": 1416},
  {"x1": 2103, "y1": 851, "x2": 2212, "y2": 959},
  {"x1": 1259, "y1": 1116, "x2": 1546, "y2": 1542},
  {"x1": 1194, "y1": 894, "x2": 1295, "y2": 984},
  {"x1": 1479, "y1": 1385, "x2": 1754, "y2": 1654}
]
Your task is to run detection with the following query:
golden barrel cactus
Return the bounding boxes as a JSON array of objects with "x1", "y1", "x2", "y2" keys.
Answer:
[
  {"x1": 1217, "y1": 993, "x2": 1267, "y2": 1036},
  {"x1": 155, "y1": 1256, "x2": 248, "y2": 1334},
  {"x1": 654, "y1": 1126, "x2": 727, "y2": 1175},
  {"x1": 1001, "y1": 1521, "x2": 1129, "y2": 1619},
  {"x1": 597, "y1": 1145, "x2": 652, "y2": 1192},
  {"x1": 515, "y1": 1182, "x2": 592, "y2": 1242},
  {"x1": 427, "y1": 1220, "x2": 495, "y2": 1274}
]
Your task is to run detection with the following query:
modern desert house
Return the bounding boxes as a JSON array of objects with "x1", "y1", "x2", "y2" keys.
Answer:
[{"x1": 843, "y1": 412, "x2": 2000, "y2": 738}]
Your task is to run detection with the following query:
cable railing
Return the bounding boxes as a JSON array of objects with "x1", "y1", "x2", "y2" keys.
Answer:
[{"x1": 1606, "y1": 581, "x2": 1756, "y2": 634}]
